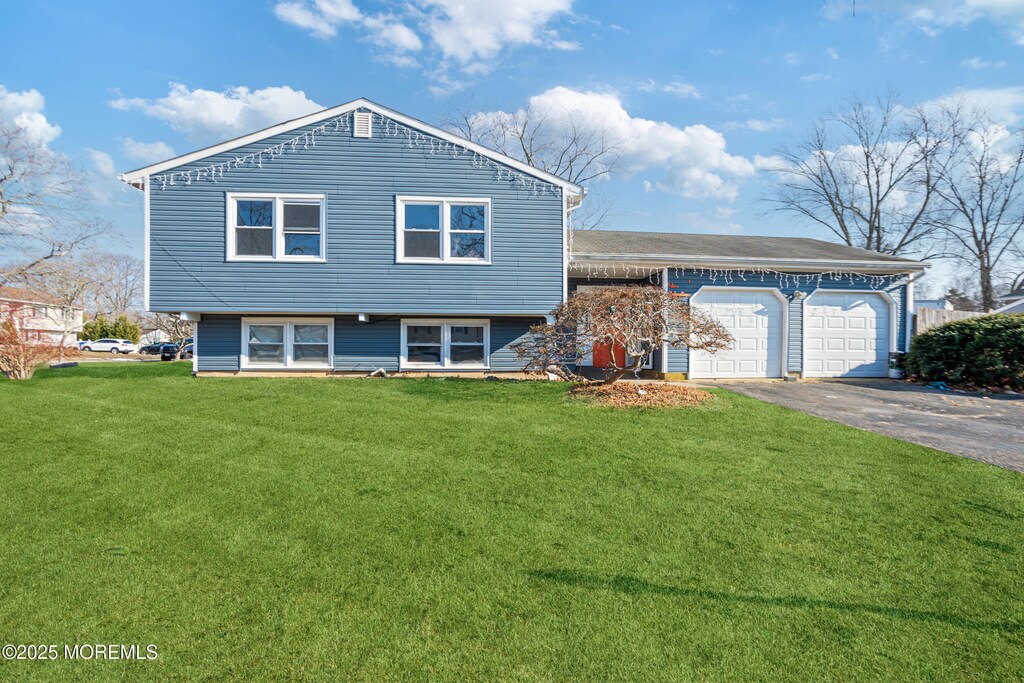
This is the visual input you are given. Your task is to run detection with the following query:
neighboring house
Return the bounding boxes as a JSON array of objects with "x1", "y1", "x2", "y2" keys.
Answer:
[
  {"x1": 914, "y1": 298, "x2": 954, "y2": 310},
  {"x1": 120, "y1": 98, "x2": 928, "y2": 380},
  {"x1": 0, "y1": 286, "x2": 85, "y2": 346},
  {"x1": 994, "y1": 288, "x2": 1024, "y2": 314},
  {"x1": 138, "y1": 328, "x2": 171, "y2": 346}
]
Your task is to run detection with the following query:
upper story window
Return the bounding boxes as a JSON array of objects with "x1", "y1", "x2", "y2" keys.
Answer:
[
  {"x1": 227, "y1": 193, "x2": 326, "y2": 262},
  {"x1": 395, "y1": 196, "x2": 491, "y2": 264}
]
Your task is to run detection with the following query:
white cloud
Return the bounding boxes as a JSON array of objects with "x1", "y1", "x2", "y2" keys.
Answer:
[
  {"x1": 822, "y1": 0, "x2": 1024, "y2": 44},
  {"x1": 477, "y1": 87, "x2": 757, "y2": 200},
  {"x1": 108, "y1": 83, "x2": 323, "y2": 142},
  {"x1": 639, "y1": 79, "x2": 701, "y2": 98},
  {"x1": 784, "y1": 52, "x2": 800, "y2": 65},
  {"x1": 661, "y1": 82, "x2": 701, "y2": 99},
  {"x1": 800, "y1": 73, "x2": 832, "y2": 82},
  {"x1": 121, "y1": 138, "x2": 176, "y2": 164},
  {"x1": 925, "y1": 85, "x2": 1024, "y2": 123},
  {"x1": 274, "y1": 0, "x2": 575, "y2": 75},
  {"x1": 362, "y1": 15, "x2": 423, "y2": 52},
  {"x1": 726, "y1": 118, "x2": 785, "y2": 132},
  {"x1": 826, "y1": 46, "x2": 840, "y2": 60},
  {"x1": 961, "y1": 55, "x2": 1006, "y2": 69},
  {"x1": 274, "y1": 0, "x2": 362, "y2": 38},
  {"x1": 0, "y1": 85, "x2": 62, "y2": 144},
  {"x1": 86, "y1": 149, "x2": 115, "y2": 177},
  {"x1": 423, "y1": 0, "x2": 575, "y2": 64}
]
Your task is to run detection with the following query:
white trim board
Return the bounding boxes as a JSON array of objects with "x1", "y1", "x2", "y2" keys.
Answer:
[{"x1": 119, "y1": 98, "x2": 583, "y2": 195}]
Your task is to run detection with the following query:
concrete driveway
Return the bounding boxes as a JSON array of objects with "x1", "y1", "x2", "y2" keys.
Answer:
[{"x1": 703, "y1": 380, "x2": 1024, "y2": 472}]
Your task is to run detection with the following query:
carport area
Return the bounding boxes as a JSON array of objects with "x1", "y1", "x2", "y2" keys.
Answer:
[{"x1": 704, "y1": 380, "x2": 1024, "y2": 472}]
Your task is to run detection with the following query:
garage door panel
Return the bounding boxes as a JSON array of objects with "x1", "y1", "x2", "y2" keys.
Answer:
[
  {"x1": 805, "y1": 291, "x2": 890, "y2": 378},
  {"x1": 690, "y1": 289, "x2": 784, "y2": 379}
]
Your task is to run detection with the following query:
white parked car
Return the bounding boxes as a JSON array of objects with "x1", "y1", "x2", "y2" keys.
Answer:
[{"x1": 81, "y1": 338, "x2": 137, "y2": 354}]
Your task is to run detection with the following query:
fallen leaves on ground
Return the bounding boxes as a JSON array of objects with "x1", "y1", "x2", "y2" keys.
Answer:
[{"x1": 570, "y1": 382, "x2": 712, "y2": 408}]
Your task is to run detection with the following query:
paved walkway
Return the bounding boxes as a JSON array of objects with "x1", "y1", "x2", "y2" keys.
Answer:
[{"x1": 699, "y1": 380, "x2": 1024, "y2": 473}]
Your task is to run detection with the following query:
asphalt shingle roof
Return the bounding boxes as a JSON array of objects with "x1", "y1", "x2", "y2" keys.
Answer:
[{"x1": 571, "y1": 230, "x2": 921, "y2": 264}]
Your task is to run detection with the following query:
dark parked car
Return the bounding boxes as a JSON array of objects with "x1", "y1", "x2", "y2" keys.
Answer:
[
  {"x1": 139, "y1": 343, "x2": 166, "y2": 355},
  {"x1": 159, "y1": 344, "x2": 180, "y2": 361},
  {"x1": 180, "y1": 343, "x2": 193, "y2": 360}
]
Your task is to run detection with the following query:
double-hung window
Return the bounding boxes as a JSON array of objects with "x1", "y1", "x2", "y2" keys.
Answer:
[
  {"x1": 228, "y1": 193, "x2": 326, "y2": 262},
  {"x1": 400, "y1": 320, "x2": 489, "y2": 370},
  {"x1": 396, "y1": 197, "x2": 491, "y2": 264},
  {"x1": 242, "y1": 318, "x2": 333, "y2": 368}
]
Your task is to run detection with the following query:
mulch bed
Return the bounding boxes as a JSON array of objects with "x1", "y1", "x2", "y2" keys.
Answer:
[{"x1": 570, "y1": 382, "x2": 713, "y2": 408}]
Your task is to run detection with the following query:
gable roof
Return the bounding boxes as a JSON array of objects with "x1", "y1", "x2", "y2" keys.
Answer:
[
  {"x1": 570, "y1": 230, "x2": 927, "y2": 272},
  {"x1": 119, "y1": 98, "x2": 583, "y2": 195},
  {"x1": 994, "y1": 298, "x2": 1024, "y2": 314},
  {"x1": 0, "y1": 286, "x2": 80, "y2": 308}
]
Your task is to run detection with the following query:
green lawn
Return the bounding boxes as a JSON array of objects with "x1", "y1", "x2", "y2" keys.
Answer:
[{"x1": 0, "y1": 363, "x2": 1021, "y2": 681}]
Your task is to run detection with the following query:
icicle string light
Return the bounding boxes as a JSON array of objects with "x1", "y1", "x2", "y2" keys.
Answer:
[
  {"x1": 151, "y1": 110, "x2": 562, "y2": 197},
  {"x1": 576, "y1": 262, "x2": 898, "y2": 291}
]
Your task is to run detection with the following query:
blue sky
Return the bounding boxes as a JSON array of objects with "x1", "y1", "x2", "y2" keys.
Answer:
[{"x1": 4, "y1": 0, "x2": 1024, "y2": 289}]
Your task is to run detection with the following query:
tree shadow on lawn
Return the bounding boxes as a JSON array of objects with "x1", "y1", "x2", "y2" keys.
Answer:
[{"x1": 527, "y1": 569, "x2": 1021, "y2": 633}]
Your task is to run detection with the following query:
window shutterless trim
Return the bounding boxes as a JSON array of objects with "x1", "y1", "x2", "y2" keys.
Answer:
[
  {"x1": 395, "y1": 196, "x2": 492, "y2": 265},
  {"x1": 399, "y1": 318, "x2": 490, "y2": 370},
  {"x1": 240, "y1": 317, "x2": 334, "y2": 369},
  {"x1": 226, "y1": 193, "x2": 327, "y2": 263}
]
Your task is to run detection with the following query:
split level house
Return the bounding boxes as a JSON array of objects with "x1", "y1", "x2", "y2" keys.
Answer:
[{"x1": 120, "y1": 98, "x2": 927, "y2": 380}]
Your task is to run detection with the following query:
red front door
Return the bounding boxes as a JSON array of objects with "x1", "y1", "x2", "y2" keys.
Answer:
[{"x1": 592, "y1": 341, "x2": 626, "y2": 368}]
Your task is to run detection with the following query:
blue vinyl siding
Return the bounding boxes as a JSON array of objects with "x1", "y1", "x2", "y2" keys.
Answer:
[
  {"x1": 195, "y1": 315, "x2": 241, "y2": 371},
  {"x1": 197, "y1": 314, "x2": 537, "y2": 372},
  {"x1": 149, "y1": 111, "x2": 564, "y2": 316},
  {"x1": 659, "y1": 269, "x2": 909, "y2": 374}
]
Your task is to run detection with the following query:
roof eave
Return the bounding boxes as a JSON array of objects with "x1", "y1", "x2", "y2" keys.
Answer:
[
  {"x1": 118, "y1": 97, "x2": 583, "y2": 195},
  {"x1": 569, "y1": 252, "x2": 929, "y2": 274}
]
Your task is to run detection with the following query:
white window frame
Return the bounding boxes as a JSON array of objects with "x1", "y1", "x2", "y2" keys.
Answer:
[
  {"x1": 400, "y1": 319, "x2": 490, "y2": 370},
  {"x1": 226, "y1": 193, "x2": 327, "y2": 263},
  {"x1": 395, "y1": 196, "x2": 492, "y2": 265},
  {"x1": 240, "y1": 317, "x2": 334, "y2": 369}
]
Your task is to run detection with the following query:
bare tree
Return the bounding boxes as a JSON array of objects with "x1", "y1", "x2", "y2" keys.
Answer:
[
  {"x1": 146, "y1": 312, "x2": 193, "y2": 348},
  {"x1": 767, "y1": 93, "x2": 945, "y2": 257},
  {"x1": 931, "y1": 109, "x2": 1024, "y2": 310},
  {"x1": 513, "y1": 286, "x2": 731, "y2": 384},
  {"x1": 0, "y1": 122, "x2": 107, "y2": 285},
  {"x1": 444, "y1": 101, "x2": 621, "y2": 231},
  {"x1": 83, "y1": 252, "x2": 144, "y2": 317},
  {"x1": 12, "y1": 257, "x2": 92, "y2": 361}
]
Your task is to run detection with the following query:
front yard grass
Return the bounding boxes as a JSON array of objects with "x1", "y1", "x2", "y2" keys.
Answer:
[{"x1": 0, "y1": 363, "x2": 1021, "y2": 681}]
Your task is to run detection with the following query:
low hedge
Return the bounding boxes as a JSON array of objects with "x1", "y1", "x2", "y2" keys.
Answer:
[{"x1": 904, "y1": 313, "x2": 1024, "y2": 390}]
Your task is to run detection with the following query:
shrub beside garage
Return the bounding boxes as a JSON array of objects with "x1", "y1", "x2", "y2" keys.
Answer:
[{"x1": 905, "y1": 314, "x2": 1024, "y2": 390}]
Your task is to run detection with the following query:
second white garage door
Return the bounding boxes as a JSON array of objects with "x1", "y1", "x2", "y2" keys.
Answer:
[
  {"x1": 689, "y1": 288, "x2": 785, "y2": 379},
  {"x1": 804, "y1": 291, "x2": 892, "y2": 378}
]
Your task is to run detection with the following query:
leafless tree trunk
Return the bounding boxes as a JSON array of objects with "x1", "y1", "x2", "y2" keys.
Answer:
[
  {"x1": 0, "y1": 122, "x2": 107, "y2": 286},
  {"x1": 147, "y1": 312, "x2": 193, "y2": 347},
  {"x1": 766, "y1": 93, "x2": 946, "y2": 258},
  {"x1": 931, "y1": 108, "x2": 1024, "y2": 311}
]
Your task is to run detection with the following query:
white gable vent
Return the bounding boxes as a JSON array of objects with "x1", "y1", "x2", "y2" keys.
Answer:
[{"x1": 353, "y1": 111, "x2": 372, "y2": 138}]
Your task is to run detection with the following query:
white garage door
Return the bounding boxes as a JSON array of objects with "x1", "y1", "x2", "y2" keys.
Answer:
[
  {"x1": 804, "y1": 291, "x2": 891, "y2": 378},
  {"x1": 690, "y1": 289, "x2": 784, "y2": 379}
]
